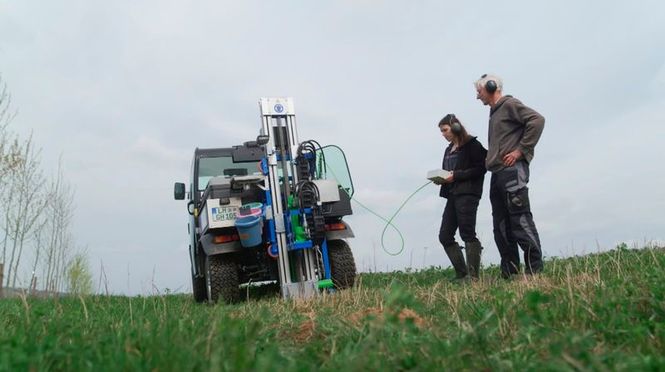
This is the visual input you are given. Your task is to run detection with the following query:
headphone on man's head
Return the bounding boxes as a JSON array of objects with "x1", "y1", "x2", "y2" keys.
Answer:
[
  {"x1": 481, "y1": 74, "x2": 498, "y2": 94},
  {"x1": 449, "y1": 113, "x2": 462, "y2": 135}
]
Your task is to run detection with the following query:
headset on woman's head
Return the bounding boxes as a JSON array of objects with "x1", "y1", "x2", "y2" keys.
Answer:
[{"x1": 449, "y1": 113, "x2": 462, "y2": 135}]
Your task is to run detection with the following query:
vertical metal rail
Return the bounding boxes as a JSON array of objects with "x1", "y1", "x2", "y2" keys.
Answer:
[
  {"x1": 259, "y1": 97, "x2": 319, "y2": 299},
  {"x1": 261, "y1": 111, "x2": 292, "y2": 291}
]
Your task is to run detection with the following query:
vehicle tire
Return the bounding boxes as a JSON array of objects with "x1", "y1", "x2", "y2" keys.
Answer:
[
  {"x1": 205, "y1": 254, "x2": 240, "y2": 304},
  {"x1": 328, "y1": 240, "x2": 357, "y2": 289},
  {"x1": 192, "y1": 273, "x2": 207, "y2": 303}
]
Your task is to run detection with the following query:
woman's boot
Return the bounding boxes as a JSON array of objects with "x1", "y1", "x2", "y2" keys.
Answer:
[
  {"x1": 465, "y1": 241, "x2": 483, "y2": 279},
  {"x1": 444, "y1": 243, "x2": 468, "y2": 280}
]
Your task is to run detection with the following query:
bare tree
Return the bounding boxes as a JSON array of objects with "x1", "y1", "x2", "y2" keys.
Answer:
[
  {"x1": 1, "y1": 79, "x2": 12, "y2": 268},
  {"x1": 2, "y1": 134, "x2": 46, "y2": 287},
  {"x1": 42, "y1": 158, "x2": 75, "y2": 293},
  {"x1": 0, "y1": 76, "x2": 20, "y2": 180},
  {"x1": 0, "y1": 77, "x2": 24, "y2": 288},
  {"x1": 1, "y1": 78, "x2": 12, "y2": 175},
  {"x1": 0, "y1": 75, "x2": 78, "y2": 293},
  {"x1": 1, "y1": 183, "x2": 15, "y2": 271},
  {"x1": 29, "y1": 221, "x2": 46, "y2": 294}
]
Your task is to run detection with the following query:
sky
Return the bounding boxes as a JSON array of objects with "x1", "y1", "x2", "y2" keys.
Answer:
[{"x1": 1, "y1": 1, "x2": 664, "y2": 295}]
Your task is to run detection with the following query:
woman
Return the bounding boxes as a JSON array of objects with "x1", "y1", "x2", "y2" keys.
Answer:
[{"x1": 436, "y1": 114, "x2": 487, "y2": 280}]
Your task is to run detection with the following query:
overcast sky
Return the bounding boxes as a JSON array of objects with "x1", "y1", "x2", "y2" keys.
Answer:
[{"x1": 1, "y1": 1, "x2": 664, "y2": 295}]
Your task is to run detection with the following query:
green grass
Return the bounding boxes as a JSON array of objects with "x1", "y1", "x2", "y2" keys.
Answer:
[{"x1": 2, "y1": 246, "x2": 664, "y2": 371}]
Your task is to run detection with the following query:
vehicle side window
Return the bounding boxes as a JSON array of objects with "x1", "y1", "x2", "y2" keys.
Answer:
[{"x1": 315, "y1": 145, "x2": 354, "y2": 197}]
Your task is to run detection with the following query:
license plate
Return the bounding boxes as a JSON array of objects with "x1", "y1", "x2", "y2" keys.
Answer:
[{"x1": 212, "y1": 206, "x2": 238, "y2": 222}]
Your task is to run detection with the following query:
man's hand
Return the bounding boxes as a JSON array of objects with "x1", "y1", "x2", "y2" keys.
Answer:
[
  {"x1": 502, "y1": 149, "x2": 522, "y2": 167},
  {"x1": 442, "y1": 172, "x2": 454, "y2": 184}
]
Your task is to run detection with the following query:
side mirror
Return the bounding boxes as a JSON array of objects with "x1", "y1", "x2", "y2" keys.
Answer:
[
  {"x1": 256, "y1": 134, "x2": 269, "y2": 146},
  {"x1": 174, "y1": 182, "x2": 186, "y2": 200}
]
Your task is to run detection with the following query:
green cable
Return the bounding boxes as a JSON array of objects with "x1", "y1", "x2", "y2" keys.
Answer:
[
  {"x1": 315, "y1": 151, "x2": 434, "y2": 256},
  {"x1": 351, "y1": 181, "x2": 433, "y2": 256}
]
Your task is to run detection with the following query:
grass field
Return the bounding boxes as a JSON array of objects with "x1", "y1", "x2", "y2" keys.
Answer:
[{"x1": 1, "y1": 245, "x2": 664, "y2": 371}]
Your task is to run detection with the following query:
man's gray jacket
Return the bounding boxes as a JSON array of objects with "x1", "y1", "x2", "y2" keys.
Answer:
[{"x1": 487, "y1": 95, "x2": 545, "y2": 172}]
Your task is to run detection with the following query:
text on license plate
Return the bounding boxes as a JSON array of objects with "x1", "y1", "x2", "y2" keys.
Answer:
[{"x1": 211, "y1": 206, "x2": 238, "y2": 222}]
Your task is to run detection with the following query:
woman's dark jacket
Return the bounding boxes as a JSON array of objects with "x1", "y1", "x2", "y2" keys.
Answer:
[{"x1": 439, "y1": 137, "x2": 488, "y2": 199}]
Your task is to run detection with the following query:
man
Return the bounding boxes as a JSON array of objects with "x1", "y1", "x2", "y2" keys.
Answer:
[{"x1": 475, "y1": 74, "x2": 545, "y2": 278}]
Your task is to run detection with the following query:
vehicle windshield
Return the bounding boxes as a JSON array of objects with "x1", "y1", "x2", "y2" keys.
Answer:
[{"x1": 198, "y1": 156, "x2": 261, "y2": 191}]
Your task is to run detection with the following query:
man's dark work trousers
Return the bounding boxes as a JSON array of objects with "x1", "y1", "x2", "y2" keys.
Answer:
[
  {"x1": 489, "y1": 161, "x2": 543, "y2": 277},
  {"x1": 438, "y1": 194, "x2": 481, "y2": 247}
]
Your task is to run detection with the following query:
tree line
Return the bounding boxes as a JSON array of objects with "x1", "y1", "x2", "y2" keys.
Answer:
[{"x1": 0, "y1": 76, "x2": 91, "y2": 295}]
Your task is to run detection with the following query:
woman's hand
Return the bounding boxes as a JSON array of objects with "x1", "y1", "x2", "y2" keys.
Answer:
[{"x1": 442, "y1": 172, "x2": 454, "y2": 184}]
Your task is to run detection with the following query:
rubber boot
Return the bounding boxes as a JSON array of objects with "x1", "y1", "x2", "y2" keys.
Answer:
[
  {"x1": 444, "y1": 243, "x2": 468, "y2": 280},
  {"x1": 465, "y1": 241, "x2": 483, "y2": 280}
]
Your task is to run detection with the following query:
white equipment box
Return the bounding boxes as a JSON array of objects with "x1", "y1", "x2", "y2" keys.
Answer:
[
  {"x1": 426, "y1": 169, "x2": 452, "y2": 183},
  {"x1": 312, "y1": 179, "x2": 341, "y2": 203}
]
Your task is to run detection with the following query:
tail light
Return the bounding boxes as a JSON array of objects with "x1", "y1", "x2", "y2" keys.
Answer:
[
  {"x1": 213, "y1": 234, "x2": 239, "y2": 244},
  {"x1": 325, "y1": 223, "x2": 346, "y2": 231}
]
